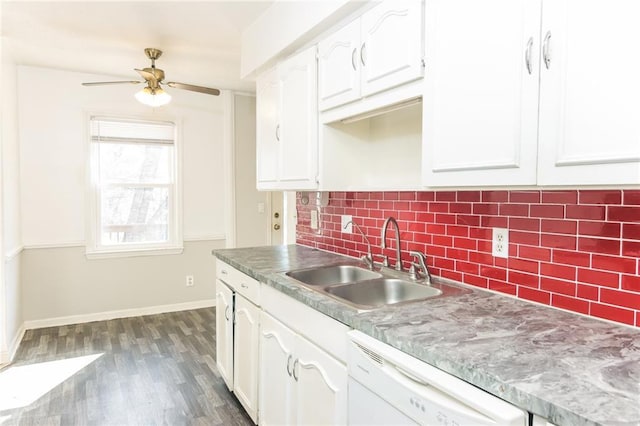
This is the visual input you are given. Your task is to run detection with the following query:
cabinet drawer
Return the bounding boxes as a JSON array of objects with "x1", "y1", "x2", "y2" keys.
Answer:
[
  {"x1": 216, "y1": 259, "x2": 261, "y2": 305},
  {"x1": 261, "y1": 284, "x2": 349, "y2": 363}
]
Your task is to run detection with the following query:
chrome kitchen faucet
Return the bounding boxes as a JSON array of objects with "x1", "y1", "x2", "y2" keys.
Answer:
[{"x1": 380, "y1": 216, "x2": 403, "y2": 271}]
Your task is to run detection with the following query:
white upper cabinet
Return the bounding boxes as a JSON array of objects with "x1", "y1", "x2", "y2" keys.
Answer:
[
  {"x1": 317, "y1": 20, "x2": 361, "y2": 110},
  {"x1": 256, "y1": 67, "x2": 280, "y2": 186},
  {"x1": 256, "y1": 46, "x2": 319, "y2": 190},
  {"x1": 537, "y1": 0, "x2": 640, "y2": 185},
  {"x1": 360, "y1": 0, "x2": 423, "y2": 97},
  {"x1": 318, "y1": 0, "x2": 424, "y2": 112},
  {"x1": 423, "y1": 0, "x2": 640, "y2": 187},
  {"x1": 422, "y1": 0, "x2": 541, "y2": 187},
  {"x1": 278, "y1": 47, "x2": 319, "y2": 187}
]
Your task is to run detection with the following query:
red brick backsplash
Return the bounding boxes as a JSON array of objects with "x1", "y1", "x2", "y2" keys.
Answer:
[{"x1": 296, "y1": 190, "x2": 640, "y2": 328}]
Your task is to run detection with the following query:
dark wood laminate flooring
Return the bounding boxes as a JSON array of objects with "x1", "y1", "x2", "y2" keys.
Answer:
[{"x1": 1, "y1": 308, "x2": 252, "y2": 426}]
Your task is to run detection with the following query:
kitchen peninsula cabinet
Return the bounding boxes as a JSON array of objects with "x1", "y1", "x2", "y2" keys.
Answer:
[
  {"x1": 423, "y1": 0, "x2": 640, "y2": 187},
  {"x1": 318, "y1": 0, "x2": 423, "y2": 112},
  {"x1": 256, "y1": 46, "x2": 318, "y2": 190}
]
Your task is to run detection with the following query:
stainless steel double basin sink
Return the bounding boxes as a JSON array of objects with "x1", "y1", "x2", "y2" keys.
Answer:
[{"x1": 285, "y1": 264, "x2": 467, "y2": 310}]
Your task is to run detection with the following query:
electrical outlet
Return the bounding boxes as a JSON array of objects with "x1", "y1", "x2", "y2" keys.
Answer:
[
  {"x1": 492, "y1": 228, "x2": 509, "y2": 258},
  {"x1": 310, "y1": 210, "x2": 319, "y2": 229},
  {"x1": 341, "y1": 215, "x2": 353, "y2": 233},
  {"x1": 186, "y1": 275, "x2": 194, "y2": 287}
]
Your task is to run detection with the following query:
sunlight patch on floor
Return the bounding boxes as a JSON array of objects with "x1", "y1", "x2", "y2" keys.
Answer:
[{"x1": 0, "y1": 353, "x2": 103, "y2": 411}]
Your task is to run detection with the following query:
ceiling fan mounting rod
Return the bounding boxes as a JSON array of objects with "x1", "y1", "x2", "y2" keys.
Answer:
[{"x1": 144, "y1": 48, "x2": 163, "y2": 68}]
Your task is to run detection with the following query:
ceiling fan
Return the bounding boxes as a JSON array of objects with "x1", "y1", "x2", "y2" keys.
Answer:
[{"x1": 82, "y1": 48, "x2": 221, "y2": 107}]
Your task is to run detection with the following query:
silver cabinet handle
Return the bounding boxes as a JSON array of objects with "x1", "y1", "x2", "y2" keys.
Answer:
[
  {"x1": 286, "y1": 355, "x2": 293, "y2": 377},
  {"x1": 360, "y1": 42, "x2": 366, "y2": 66},
  {"x1": 224, "y1": 306, "x2": 230, "y2": 321},
  {"x1": 240, "y1": 283, "x2": 249, "y2": 289},
  {"x1": 525, "y1": 37, "x2": 534, "y2": 75},
  {"x1": 275, "y1": 124, "x2": 280, "y2": 141},
  {"x1": 351, "y1": 48, "x2": 357, "y2": 70},
  {"x1": 542, "y1": 30, "x2": 552, "y2": 69},
  {"x1": 292, "y1": 358, "x2": 299, "y2": 381},
  {"x1": 221, "y1": 269, "x2": 228, "y2": 275}
]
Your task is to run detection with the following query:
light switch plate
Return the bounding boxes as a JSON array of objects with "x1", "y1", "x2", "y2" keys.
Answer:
[
  {"x1": 341, "y1": 215, "x2": 353, "y2": 233},
  {"x1": 310, "y1": 210, "x2": 319, "y2": 230}
]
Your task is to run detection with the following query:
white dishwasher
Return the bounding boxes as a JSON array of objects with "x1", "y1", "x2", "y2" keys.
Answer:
[{"x1": 347, "y1": 330, "x2": 527, "y2": 426}]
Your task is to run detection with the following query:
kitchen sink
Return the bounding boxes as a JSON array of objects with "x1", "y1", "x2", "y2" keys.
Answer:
[
  {"x1": 325, "y1": 278, "x2": 442, "y2": 309},
  {"x1": 285, "y1": 264, "x2": 382, "y2": 286}
]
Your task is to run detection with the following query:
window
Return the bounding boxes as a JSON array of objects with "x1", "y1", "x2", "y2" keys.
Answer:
[{"x1": 88, "y1": 116, "x2": 181, "y2": 256}]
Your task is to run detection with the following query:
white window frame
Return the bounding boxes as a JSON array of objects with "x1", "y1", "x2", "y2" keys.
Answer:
[{"x1": 86, "y1": 114, "x2": 183, "y2": 259}]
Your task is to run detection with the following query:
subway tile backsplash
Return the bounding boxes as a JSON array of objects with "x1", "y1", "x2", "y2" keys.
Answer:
[{"x1": 296, "y1": 190, "x2": 640, "y2": 327}]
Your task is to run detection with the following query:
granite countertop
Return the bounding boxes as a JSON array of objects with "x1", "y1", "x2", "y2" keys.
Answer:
[{"x1": 213, "y1": 245, "x2": 640, "y2": 426}]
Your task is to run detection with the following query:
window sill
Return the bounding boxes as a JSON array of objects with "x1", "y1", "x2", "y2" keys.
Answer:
[{"x1": 85, "y1": 245, "x2": 184, "y2": 260}]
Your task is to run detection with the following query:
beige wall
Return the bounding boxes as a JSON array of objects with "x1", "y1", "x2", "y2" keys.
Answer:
[
  {"x1": 21, "y1": 240, "x2": 223, "y2": 325},
  {"x1": 13, "y1": 65, "x2": 229, "y2": 329},
  {"x1": 234, "y1": 94, "x2": 270, "y2": 248}
]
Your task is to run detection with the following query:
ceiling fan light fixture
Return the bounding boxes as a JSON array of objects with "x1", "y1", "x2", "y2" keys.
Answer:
[{"x1": 135, "y1": 86, "x2": 171, "y2": 107}]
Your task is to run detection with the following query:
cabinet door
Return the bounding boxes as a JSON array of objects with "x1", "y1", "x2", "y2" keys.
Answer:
[
  {"x1": 256, "y1": 66, "x2": 280, "y2": 189},
  {"x1": 259, "y1": 312, "x2": 296, "y2": 426},
  {"x1": 215, "y1": 280, "x2": 234, "y2": 390},
  {"x1": 318, "y1": 19, "x2": 361, "y2": 111},
  {"x1": 278, "y1": 46, "x2": 319, "y2": 189},
  {"x1": 294, "y1": 335, "x2": 347, "y2": 426},
  {"x1": 361, "y1": 0, "x2": 423, "y2": 97},
  {"x1": 233, "y1": 295, "x2": 260, "y2": 423},
  {"x1": 537, "y1": 0, "x2": 640, "y2": 185},
  {"x1": 422, "y1": 0, "x2": 541, "y2": 187}
]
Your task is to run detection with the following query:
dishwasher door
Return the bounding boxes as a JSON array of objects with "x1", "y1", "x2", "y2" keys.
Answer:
[{"x1": 347, "y1": 330, "x2": 527, "y2": 426}]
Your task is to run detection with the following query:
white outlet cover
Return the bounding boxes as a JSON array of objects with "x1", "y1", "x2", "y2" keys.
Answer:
[
  {"x1": 492, "y1": 228, "x2": 509, "y2": 258},
  {"x1": 341, "y1": 215, "x2": 353, "y2": 233},
  {"x1": 310, "y1": 210, "x2": 319, "y2": 229}
]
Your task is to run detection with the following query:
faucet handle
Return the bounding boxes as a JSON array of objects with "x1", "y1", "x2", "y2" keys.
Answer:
[{"x1": 409, "y1": 251, "x2": 431, "y2": 283}]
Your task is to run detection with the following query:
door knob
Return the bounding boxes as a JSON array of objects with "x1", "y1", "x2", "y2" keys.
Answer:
[{"x1": 273, "y1": 224, "x2": 281, "y2": 230}]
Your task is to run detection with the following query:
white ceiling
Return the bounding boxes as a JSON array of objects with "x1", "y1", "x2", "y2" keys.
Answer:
[{"x1": 1, "y1": 1, "x2": 274, "y2": 92}]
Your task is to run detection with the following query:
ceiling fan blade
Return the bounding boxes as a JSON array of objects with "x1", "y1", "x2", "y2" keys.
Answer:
[
  {"x1": 135, "y1": 68, "x2": 158, "y2": 84},
  {"x1": 166, "y1": 82, "x2": 221, "y2": 96},
  {"x1": 82, "y1": 81, "x2": 142, "y2": 86}
]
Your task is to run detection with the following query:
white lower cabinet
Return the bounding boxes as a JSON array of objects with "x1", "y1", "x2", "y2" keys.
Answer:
[
  {"x1": 215, "y1": 280, "x2": 234, "y2": 390},
  {"x1": 234, "y1": 295, "x2": 260, "y2": 422},
  {"x1": 259, "y1": 311, "x2": 347, "y2": 426},
  {"x1": 215, "y1": 260, "x2": 261, "y2": 424}
]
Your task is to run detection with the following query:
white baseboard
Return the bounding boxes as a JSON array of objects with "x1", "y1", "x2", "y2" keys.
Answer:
[{"x1": 23, "y1": 299, "x2": 216, "y2": 330}]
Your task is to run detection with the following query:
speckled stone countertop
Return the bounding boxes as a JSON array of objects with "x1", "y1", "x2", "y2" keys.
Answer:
[{"x1": 213, "y1": 245, "x2": 640, "y2": 426}]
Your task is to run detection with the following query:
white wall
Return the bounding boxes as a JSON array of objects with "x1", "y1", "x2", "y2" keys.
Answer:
[
  {"x1": 1, "y1": 38, "x2": 23, "y2": 363},
  {"x1": 18, "y1": 65, "x2": 226, "y2": 246},
  {"x1": 16, "y1": 65, "x2": 227, "y2": 324}
]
